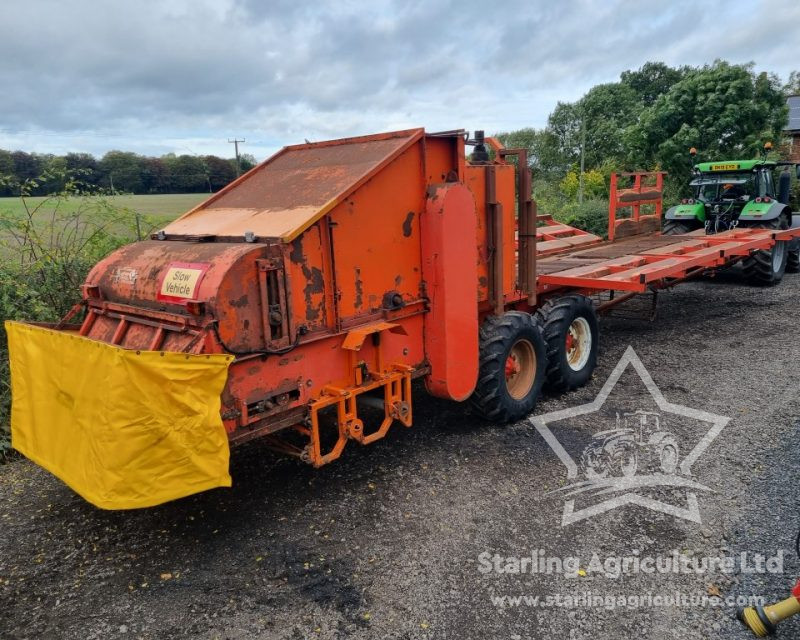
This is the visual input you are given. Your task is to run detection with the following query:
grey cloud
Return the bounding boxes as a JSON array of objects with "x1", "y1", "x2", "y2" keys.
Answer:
[{"x1": 0, "y1": 0, "x2": 796, "y2": 158}]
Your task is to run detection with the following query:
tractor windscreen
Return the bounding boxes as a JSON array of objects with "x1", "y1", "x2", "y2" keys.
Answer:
[{"x1": 691, "y1": 173, "x2": 756, "y2": 202}]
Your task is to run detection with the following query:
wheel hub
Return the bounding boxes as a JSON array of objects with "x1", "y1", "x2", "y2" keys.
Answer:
[
  {"x1": 565, "y1": 317, "x2": 592, "y2": 372},
  {"x1": 505, "y1": 339, "x2": 536, "y2": 400}
]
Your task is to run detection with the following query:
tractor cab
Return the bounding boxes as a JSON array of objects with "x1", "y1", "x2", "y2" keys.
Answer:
[{"x1": 690, "y1": 166, "x2": 772, "y2": 203}]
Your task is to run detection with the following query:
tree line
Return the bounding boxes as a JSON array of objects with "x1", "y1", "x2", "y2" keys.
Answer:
[
  {"x1": 0, "y1": 149, "x2": 259, "y2": 197},
  {"x1": 496, "y1": 60, "x2": 800, "y2": 234}
]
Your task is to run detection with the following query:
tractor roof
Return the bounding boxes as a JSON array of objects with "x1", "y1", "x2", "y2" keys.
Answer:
[
  {"x1": 695, "y1": 159, "x2": 776, "y2": 172},
  {"x1": 163, "y1": 128, "x2": 425, "y2": 243}
]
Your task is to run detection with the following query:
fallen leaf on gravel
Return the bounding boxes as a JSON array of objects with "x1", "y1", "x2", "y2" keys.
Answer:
[
  {"x1": 421, "y1": 621, "x2": 429, "y2": 629},
  {"x1": 362, "y1": 612, "x2": 371, "y2": 621},
  {"x1": 707, "y1": 584, "x2": 721, "y2": 597}
]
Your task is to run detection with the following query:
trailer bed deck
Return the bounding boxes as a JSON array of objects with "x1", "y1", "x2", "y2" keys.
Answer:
[{"x1": 536, "y1": 227, "x2": 800, "y2": 293}]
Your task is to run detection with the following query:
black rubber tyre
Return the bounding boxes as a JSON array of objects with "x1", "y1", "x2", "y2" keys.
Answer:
[
  {"x1": 535, "y1": 295, "x2": 599, "y2": 391},
  {"x1": 787, "y1": 247, "x2": 800, "y2": 273},
  {"x1": 741, "y1": 217, "x2": 789, "y2": 286},
  {"x1": 470, "y1": 311, "x2": 547, "y2": 423},
  {"x1": 662, "y1": 220, "x2": 695, "y2": 235}
]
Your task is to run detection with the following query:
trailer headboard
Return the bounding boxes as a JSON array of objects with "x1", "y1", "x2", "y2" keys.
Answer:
[{"x1": 608, "y1": 171, "x2": 667, "y2": 241}]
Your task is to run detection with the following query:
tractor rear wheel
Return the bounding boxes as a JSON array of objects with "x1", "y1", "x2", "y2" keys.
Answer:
[
  {"x1": 662, "y1": 220, "x2": 695, "y2": 235},
  {"x1": 741, "y1": 217, "x2": 788, "y2": 286},
  {"x1": 536, "y1": 295, "x2": 599, "y2": 391},
  {"x1": 470, "y1": 311, "x2": 547, "y2": 423},
  {"x1": 788, "y1": 247, "x2": 800, "y2": 273}
]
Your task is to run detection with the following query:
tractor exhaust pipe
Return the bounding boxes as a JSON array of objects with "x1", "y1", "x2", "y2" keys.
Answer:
[
  {"x1": 470, "y1": 130, "x2": 490, "y2": 163},
  {"x1": 778, "y1": 169, "x2": 791, "y2": 205}
]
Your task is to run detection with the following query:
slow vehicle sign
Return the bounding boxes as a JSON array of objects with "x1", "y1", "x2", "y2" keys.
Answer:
[{"x1": 157, "y1": 262, "x2": 209, "y2": 302}]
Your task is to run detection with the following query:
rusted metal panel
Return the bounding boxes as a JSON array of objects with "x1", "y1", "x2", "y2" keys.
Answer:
[
  {"x1": 163, "y1": 129, "x2": 424, "y2": 243},
  {"x1": 329, "y1": 142, "x2": 428, "y2": 322},
  {"x1": 466, "y1": 164, "x2": 515, "y2": 304},
  {"x1": 85, "y1": 240, "x2": 284, "y2": 353}
]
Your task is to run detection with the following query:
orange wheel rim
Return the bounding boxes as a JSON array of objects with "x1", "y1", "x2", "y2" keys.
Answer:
[{"x1": 505, "y1": 339, "x2": 536, "y2": 400}]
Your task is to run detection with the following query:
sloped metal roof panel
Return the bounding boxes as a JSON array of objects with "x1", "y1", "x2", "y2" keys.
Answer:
[{"x1": 163, "y1": 128, "x2": 424, "y2": 242}]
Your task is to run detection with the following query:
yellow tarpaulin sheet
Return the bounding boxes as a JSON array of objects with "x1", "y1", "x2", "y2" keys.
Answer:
[{"x1": 5, "y1": 321, "x2": 234, "y2": 509}]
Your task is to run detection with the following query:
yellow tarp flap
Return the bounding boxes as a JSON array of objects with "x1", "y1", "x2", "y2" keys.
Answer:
[{"x1": 5, "y1": 321, "x2": 234, "y2": 509}]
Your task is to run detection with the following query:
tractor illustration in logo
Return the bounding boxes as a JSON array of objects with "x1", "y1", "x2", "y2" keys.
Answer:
[{"x1": 580, "y1": 410, "x2": 679, "y2": 480}]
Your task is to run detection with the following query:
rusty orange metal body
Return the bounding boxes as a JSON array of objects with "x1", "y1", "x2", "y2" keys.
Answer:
[
  {"x1": 76, "y1": 129, "x2": 532, "y2": 465},
  {"x1": 62, "y1": 129, "x2": 800, "y2": 468}
]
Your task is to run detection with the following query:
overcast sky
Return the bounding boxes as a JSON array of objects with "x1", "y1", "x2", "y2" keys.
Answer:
[{"x1": 1, "y1": 0, "x2": 798, "y2": 160}]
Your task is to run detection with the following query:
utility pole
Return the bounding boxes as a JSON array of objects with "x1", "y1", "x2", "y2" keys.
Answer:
[
  {"x1": 228, "y1": 138, "x2": 245, "y2": 177},
  {"x1": 578, "y1": 117, "x2": 586, "y2": 204}
]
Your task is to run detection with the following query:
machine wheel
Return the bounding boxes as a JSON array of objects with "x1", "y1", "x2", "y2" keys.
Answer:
[
  {"x1": 787, "y1": 248, "x2": 800, "y2": 273},
  {"x1": 470, "y1": 311, "x2": 547, "y2": 423},
  {"x1": 741, "y1": 217, "x2": 788, "y2": 286},
  {"x1": 662, "y1": 220, "x2": 695, "y2": 235},
  {"x1": 536, "y1": 295, "x2": 599, "y2": 391}
]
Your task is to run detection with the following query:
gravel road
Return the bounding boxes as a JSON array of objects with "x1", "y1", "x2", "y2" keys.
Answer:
[{"x1": 2, "y1": 265, "x2": 800, "y2": 640}]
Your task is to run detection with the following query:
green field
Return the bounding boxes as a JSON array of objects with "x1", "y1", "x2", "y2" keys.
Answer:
[{"x1": 0, "y1": 193, "x2": 208, "y2": 223}]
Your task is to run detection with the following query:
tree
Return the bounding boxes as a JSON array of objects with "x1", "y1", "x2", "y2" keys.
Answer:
[
  {"x1": 11, "y1": 151, "x2": 42, "y2": 187},
  {"x1": 99, "y1": 151, "x2": 144, "y2": 193},
  {"x1": 547, "y1": 101, "x2": 583, "y2": 172},
  {"x1": 205, "y1": 155, "x2": 236, "y2": 191},
  {"x1": 542, "y1": 84, "x2": 640, "y2": 175},
  {"x1": 784, "y1": 70, "x2": 800, "y2": 96},
  {"x1": 141, "y1": 157, "x2": 170, "y2": 193},
  {"x1": 38, "y1": 154, "x2": 68, "y2": 194},
  {"x1": 626, "y1": 61, "x2": 788, "y2": 179},
  {"x1": 499, "y1": 62, "x2": 686, "y2": 183},
  {"x1": 495, "y1": 128, "x2": 564, "y2": 182},
  {"x1": 579, "y1": 83, "x2": 640, "y2": 168},
  {"x1": 0, "y1": 150, "x2": 16, "y2": 196},
  {"x1": 560, "y1": 167, "x2": 607, "y2": 201},
  {"x1": 163, "y1": 154, "x2": 209, "y2": 193},
  {"x1": 238, "y1": 153, "x2": 257, "y2": 173},
  {"x1": 64, "y1": 153, "x2": 99, "y2": 187},
  {"x1": 621, "y1": 61, "x2": 688, "y2": 106}
]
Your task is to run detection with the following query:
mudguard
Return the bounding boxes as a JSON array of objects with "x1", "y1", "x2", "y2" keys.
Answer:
[
  {"x1": 665, "y1": 202, "x2": 704, "y2": 221},
  {"x1": 739, "y1": 200, "x2": 788, "y2": 222}
]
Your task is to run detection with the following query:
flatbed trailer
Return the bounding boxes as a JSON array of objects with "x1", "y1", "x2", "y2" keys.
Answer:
[
  {"x1": 6, "y1": 127, "x2": 800, "y2": 509},
  {"x1": 537, "y1": 226, "x2": 798, "y2": 293}
]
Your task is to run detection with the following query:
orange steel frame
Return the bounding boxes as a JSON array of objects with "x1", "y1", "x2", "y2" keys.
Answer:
[{"x1": 69, "y1": 139, "x2": 800, "y2": 469}]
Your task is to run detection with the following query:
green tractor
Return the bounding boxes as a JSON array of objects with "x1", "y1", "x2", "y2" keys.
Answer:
[{"x1": 662, "y1": 150, "x2": 800, "y2": 285}]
